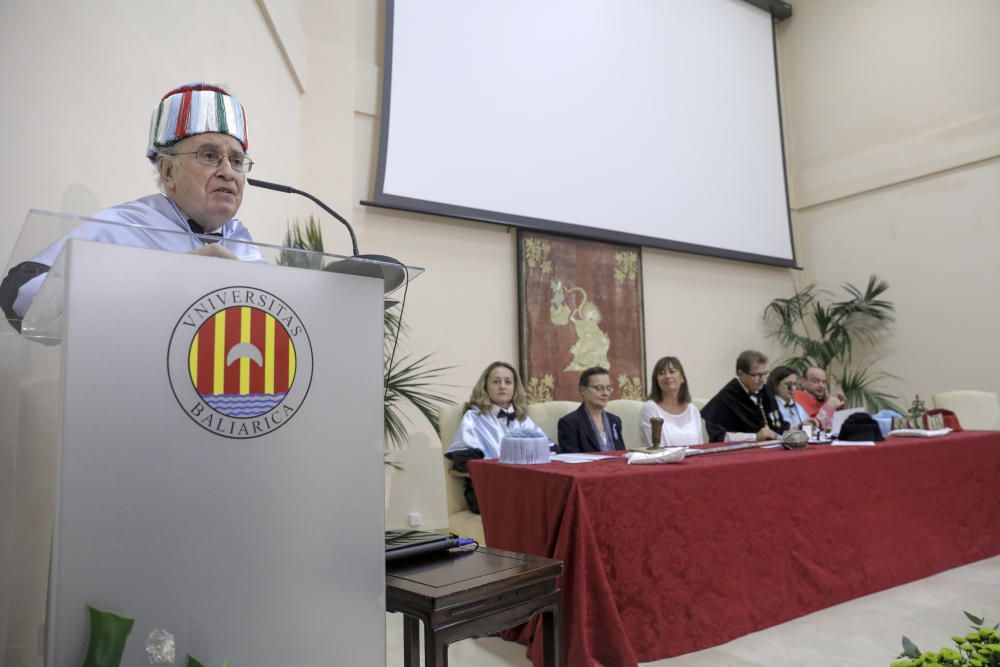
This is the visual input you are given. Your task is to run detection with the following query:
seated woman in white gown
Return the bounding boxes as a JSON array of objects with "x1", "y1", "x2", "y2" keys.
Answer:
[
  {"x1": 445, "y1": 361, "x2": 545, "y2": 514},
  {"x1": 639, "y1": 356, "x2": 704, "y2": 447},
  {"x1": 445, "y1": 361, "x2": 543, "y2": 460}
]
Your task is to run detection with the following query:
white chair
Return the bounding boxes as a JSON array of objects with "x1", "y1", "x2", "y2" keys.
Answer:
[
  {"x1": 932, "y1": 391, "x2": 1000, "y2": 430},
  {"x1": 438, "y1": 404, "x2": 486, "y2": 544},
  {"x1": 526, "y1": 400, "x2": 580, "y2": 443},
  {"x1": 606, "y1": 399, "x2": 643, "y2": 449}
]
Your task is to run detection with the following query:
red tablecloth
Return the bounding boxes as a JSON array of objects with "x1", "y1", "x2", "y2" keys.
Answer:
[{"x1": 469, "y1": 432, "x2": 1000, "y2": 667}]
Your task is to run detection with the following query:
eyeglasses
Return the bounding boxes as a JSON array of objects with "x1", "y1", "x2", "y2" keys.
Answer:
[
  {"x1": 781, "y1": 381, "x2": 797, "y2": 389},
  {"x1": 586, "y1": 385, "x2": 614, "y2": 393},
  {"x1": 743, "y1": 371, "x2": 770, "y2": 380},
  {"x1": 165, "y1": 147, "x2": 254, "y2": 173}
]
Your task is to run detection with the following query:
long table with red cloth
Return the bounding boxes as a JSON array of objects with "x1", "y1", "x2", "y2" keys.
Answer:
[{"x1": 468, "y1": 431, "x2": 1000, "y2": 667}]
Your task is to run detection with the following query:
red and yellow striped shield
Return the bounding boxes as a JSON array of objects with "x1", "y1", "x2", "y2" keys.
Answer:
[{"x1": 188, "y1": 306, "x2": 296, "y2": 416}]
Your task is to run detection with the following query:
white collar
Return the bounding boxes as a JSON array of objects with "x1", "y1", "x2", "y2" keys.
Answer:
[{"x1": 491, "y1": 404, "x2": 514, "y2": 417}]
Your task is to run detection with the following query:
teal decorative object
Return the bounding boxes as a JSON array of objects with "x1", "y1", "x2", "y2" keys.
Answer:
[{"x1": 83, "y1": 604, "x2": 134, "y2": 667}]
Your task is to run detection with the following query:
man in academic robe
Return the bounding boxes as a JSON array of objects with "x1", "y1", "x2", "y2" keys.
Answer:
[
  {"x1": 1, "y1": 82, "x2": 261, "y2": 332},
  {"x1": 702, "y1": 349, "x2": 788, "y2": 442}
]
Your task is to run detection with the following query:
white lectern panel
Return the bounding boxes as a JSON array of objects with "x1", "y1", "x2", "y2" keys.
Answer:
[{"x1": 38, "y1": 240, "x2": 385, "y2": 666}]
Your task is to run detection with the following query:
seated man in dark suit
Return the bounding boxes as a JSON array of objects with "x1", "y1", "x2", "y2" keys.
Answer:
[
  {"x1": 558, "y1": 366, "x2": 627, "y2": 452},
  {"x1": 701, "y1": 349, "x2": 788, "y2": 442}
]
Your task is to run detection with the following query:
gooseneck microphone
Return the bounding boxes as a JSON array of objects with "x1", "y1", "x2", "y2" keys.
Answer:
[
  {"x1": 248, "y1": 176, "x2": 410, "y2": 402},
  {"x1": 248, "y1": 178, "x2": 359, "y2": 256}
]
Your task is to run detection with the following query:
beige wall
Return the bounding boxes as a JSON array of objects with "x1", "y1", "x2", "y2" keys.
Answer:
[
  {"x1": 778, "y1": 0, "x2": 1000, "y2": 401},
  {"x1": 0, "y1": 0, "x2": 304, "y2": 255},
  {"x1": 3, "y1": 0, "x2": 994, "y2": 544}
]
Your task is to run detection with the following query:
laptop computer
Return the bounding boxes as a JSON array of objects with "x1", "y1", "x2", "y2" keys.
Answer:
[{"x1": 385, "y1": 529, "x2": 470, "y2": 563}]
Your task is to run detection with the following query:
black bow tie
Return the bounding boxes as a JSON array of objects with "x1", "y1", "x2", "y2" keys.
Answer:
[
  {"x1": 497, "y1": 409, "x2": 515, "y2": 425},
  {"x1": 188, "y1": 219, "x2": 224, "y2": 242}
]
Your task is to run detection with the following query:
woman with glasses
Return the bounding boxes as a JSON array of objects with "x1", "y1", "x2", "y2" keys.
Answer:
[
  {"x1": 557, "y1": 366, "x2": 627, "y2": 453},
  {"x1": 768, "y1": 366, "x2": 814, "y2": 430},
  {"x1": 2, "y1": 82, "x2": 261, "y2": 332},
  {"x1": 639, "y1": 356, "x2": 703, "y2": 447}
]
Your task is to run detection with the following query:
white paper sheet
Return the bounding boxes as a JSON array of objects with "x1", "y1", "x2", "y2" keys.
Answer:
[{"x1": 551, "y1": 453, "x2": 617, "y2": 463}]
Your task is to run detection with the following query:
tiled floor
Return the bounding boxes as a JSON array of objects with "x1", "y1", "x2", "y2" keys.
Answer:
[{"x1": 386, "y1": 555, "x2": 1000, "y2": 666}]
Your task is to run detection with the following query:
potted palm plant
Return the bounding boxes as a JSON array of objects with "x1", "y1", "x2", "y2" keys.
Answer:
[
  {"x1": 763, "y1": 274, "x2": 902, "y2": 412},
  {"x1": 279, "y1": 218, "x2": 453, "y2": 463}
]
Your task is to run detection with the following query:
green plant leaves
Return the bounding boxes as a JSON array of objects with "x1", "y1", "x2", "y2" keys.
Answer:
[
  {"x1": 281, "y1": 219, "x2": 455, "y2": 454},
  {"x1": 384, "y1": 309, "x2": 454, "y2": 450},
  {"x1": 902, "y1": 636, "x2": 922, "y2": 659},
  {"x1": 893, "y1": 613, "x2": 1000, "y2": 666},
  {"x1": 83, "y1": 605, "x2": 135, "y2": 667},
  {"x1": 966, "y1": 612, "x2": 986, "y2": 626},
  {"x1": 763, "y1": 274, "x2": 902, "y2": 412},
  {"x1": 278, "y1": 216, "x2": 325, "y2": 270}
]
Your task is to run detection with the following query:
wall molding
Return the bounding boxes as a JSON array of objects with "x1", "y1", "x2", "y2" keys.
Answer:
[
  {"x1": 791, "y1": 107, "x2": 1000, "y2": 211},
  {"x1": 256, "y1": 0, "x2": 306, "y2": 93}
]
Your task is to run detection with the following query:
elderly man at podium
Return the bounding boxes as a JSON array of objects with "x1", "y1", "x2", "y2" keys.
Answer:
[{"x1": 1, "y1": 82, "x2": 262, "y2": 331}]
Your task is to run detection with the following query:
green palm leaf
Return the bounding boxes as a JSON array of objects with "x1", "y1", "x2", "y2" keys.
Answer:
[
  {"x1": 384, "y1": 351, "x2": 454, "y2": 450},
  {"x1": 837, "y1": 362, "x2": 903, "y2": 413},
  {"x1": 764, "y1": 274, "x2": 902, "y2": 412}
]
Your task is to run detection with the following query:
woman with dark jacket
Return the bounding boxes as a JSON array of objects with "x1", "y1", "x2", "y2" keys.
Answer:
[{"x1": 558, "y1": 366, "x2": 627, "y2": 453}]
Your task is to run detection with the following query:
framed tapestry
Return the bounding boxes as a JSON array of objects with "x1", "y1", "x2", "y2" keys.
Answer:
[{"x1": 518, "y1": 231, "x2": 646, "y2": 403}]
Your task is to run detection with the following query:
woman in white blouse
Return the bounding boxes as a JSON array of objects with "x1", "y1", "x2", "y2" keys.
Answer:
[{"x1": 639, "y1": 356, "x2": 704, "y2": 447}]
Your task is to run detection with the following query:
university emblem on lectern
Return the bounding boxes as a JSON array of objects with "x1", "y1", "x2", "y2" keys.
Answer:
[{"x1": 167, "y1": 287, "x2": 313, "y2": 438}]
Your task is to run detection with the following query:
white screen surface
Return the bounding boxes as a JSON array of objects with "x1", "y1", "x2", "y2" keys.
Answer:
[{"x1": 373, "y1": 0, "x2": 794, "y2": 265}]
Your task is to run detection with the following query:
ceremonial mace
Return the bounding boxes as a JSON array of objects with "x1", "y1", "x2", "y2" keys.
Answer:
[{"x1": 684, "y1": 429, "x2": 809, "y2": 458}]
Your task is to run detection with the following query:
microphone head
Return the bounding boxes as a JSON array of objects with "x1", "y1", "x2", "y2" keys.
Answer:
[
  {"x1": 324, "y1": 254, "x2": 407, "y2": 293},
  {"x1": 780, "y1": 429, "x2": 809, "y2": 450}
]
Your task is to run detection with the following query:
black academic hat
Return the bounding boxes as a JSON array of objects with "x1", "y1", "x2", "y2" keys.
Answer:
[{"x1": 838, "y1": 412, "x2": 885, "y2": 442}]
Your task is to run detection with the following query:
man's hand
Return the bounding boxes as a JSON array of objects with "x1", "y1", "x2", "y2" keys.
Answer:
[
  {"x1": 756, "y1": 426, "x2": 778, "y2": 441},
  {"x1": 826, "y1": 393, "x2": 846, "y2": 410},
  {"x1": 188, "y1": 244, "x2": 237, "y2": 260}
]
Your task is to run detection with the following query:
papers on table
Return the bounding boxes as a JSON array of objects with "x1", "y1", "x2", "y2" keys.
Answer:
[
  {"x1": 888, "y1": 428, "x2": 953, "y2": 438},
  {"x1": 832, "y1": 440, "x2": 876, "y2": 447},
  {"x1": 551, "y1": 453, "x2": 617, "y2": 464}
]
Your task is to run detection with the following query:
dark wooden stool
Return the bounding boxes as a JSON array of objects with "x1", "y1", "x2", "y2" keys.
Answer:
[{"x1": 386, "y1": 546, "x2": 563, "y2": 667}]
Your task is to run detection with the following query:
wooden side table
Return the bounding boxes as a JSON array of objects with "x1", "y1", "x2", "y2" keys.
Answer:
[{"x1": 386, "y1": 546, "x2": 563, "y2": 667}]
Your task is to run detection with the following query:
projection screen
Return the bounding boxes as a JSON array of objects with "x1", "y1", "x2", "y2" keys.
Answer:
[{"x1": 369, "y1": 0, "x2": 795, "y2": 266}]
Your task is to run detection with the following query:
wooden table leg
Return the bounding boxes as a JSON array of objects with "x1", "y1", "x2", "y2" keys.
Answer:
[
  {"x1": 542, "y1": 601, "x2": 563, "y2": 667},
  {"x1": 424, "y1": 620, "x2": 448, "y2": 667},
  {"x1": 403, "y1": 615, "x2": 420, "y2": 667}
]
